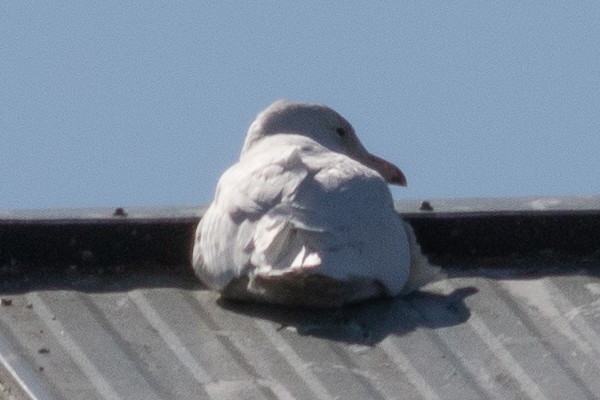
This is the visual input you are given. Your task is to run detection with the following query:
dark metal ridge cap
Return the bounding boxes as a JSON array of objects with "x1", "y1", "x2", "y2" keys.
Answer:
[
  {"x1": 396, "y1": 195, "x2": 600, "y2": 260},
  {"x1": 1, "y1": 196, "x2": 599, "y2": 271}
]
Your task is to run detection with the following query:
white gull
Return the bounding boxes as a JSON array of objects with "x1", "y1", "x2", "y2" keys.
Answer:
[{"x1": 193, "y1": 100, "x2": 432, "y2": 307}]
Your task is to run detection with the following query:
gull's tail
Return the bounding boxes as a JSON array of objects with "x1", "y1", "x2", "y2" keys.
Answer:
[{"x1": 400, "y1": 220, "x2": 444, "y2": 294}]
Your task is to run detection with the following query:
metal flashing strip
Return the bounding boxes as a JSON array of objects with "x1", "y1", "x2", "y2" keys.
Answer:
[
  {"x1": 0, "y1": 206, "x2": 204, "y2": 224},
  {"x1": 395, "y1": 195, "x2": 600, "y2": 217}
]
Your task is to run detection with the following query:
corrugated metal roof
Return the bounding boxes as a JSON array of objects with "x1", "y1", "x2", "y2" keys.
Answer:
[{"x1": 1, "y1": 196, "x2": 600, "y2": 400}]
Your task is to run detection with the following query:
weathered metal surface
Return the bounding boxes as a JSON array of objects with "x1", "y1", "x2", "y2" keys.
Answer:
[{"x1": 1, "y1": 197, "x2": 599, "y2": 399}]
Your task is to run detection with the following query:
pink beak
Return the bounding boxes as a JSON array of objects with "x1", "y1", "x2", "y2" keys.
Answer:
[{"x1": 363, "y1": 153, "x2": 407, "y2": 186}]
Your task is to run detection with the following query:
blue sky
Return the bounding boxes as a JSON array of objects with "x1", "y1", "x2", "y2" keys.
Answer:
[{"x1": 2, "y1": 3, "x2": 599, "y2": 210}]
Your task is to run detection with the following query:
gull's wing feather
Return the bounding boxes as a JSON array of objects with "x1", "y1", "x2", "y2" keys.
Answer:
[{"x1": 194, "y1": 144, "x2": 308, "y2": 289}]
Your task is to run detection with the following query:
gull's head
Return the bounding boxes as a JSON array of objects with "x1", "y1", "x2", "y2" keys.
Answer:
[{"x1": 241, "y1": 100, "x2": 407, "y2": 186}]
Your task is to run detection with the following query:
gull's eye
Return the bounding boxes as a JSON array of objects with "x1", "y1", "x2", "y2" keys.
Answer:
[{"x1": 336, "y1": 127, "x2": 346, "y2": 137}]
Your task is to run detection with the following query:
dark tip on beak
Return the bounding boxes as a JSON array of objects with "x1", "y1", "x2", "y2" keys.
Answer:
[
  {"x1": 388, "y1": 168, "x2": 408, "y2": 187},
  {"x1": 364, "y1": 154, "x2": 407, "y2": 187}
]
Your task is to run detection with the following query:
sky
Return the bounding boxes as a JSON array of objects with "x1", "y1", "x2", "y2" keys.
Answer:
[{"x1": 2, "y1": 2, "x2": 599, "y2": 210}]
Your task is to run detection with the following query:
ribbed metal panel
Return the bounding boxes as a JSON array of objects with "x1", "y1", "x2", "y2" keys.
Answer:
[{"x1": 1, "y1": 197, "x2": 599, "y2": 399}]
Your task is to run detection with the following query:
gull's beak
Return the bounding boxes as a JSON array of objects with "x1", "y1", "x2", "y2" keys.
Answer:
[{"x1": 363, "y1": 153, "x2": 407, "y2": 186}]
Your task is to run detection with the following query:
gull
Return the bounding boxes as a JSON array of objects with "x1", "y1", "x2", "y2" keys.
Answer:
[{"x1": 193, "y1": 100, "x2": 432, "y2": 307}]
